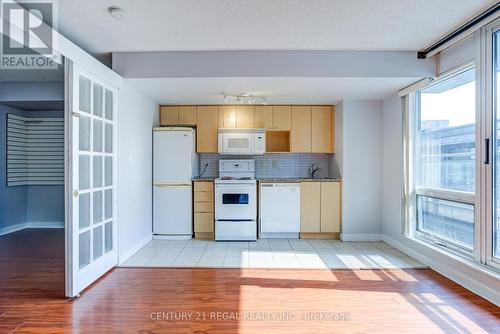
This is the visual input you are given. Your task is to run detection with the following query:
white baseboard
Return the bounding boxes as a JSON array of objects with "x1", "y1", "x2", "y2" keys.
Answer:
[
  {"x1": 118, "y1": 234, "x2": 153, "y2": 265},
  {"x1": 0, "y1": 221, "x2": 64, "y2": 236},
  {"x1": 383, "y1": 234, "x2": 500, "y2": 307},
  {"x1": 382, "y1": 235, "x2": 433, "y2": 268},
  {"x1": 153, "y1": 234, "x2": 192, "y2": 240},
  {"x1": 28, "y1": 221, "x2": 64, "y2": 228},
  {"x1": 340, "y1": 233, "x2": 383, "y2": 241},
  {"x1": 0, "y1": 223, "x2": 29, "y2": 236}
]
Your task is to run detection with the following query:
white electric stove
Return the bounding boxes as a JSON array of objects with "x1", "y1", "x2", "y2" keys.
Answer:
[{"x1": 214, "y1": 160, "x2": 257, "y2": 241}]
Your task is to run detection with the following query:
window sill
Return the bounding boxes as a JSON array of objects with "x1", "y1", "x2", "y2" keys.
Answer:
[{"x1": 404, "y1": 235, "x2": 500, "y2": 279}]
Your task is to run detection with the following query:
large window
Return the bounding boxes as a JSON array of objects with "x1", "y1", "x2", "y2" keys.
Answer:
[
  {"x1": 407, "y1": 18, "x2": 500, "y2": 272},
  {"x1": 415, "y1": 68, "x2": 476, "y2": 253}
]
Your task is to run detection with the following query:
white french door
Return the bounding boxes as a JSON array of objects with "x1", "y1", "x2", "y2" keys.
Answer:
[{"x1": 65, "y1": 60, "x2": 118, "y2": 297}]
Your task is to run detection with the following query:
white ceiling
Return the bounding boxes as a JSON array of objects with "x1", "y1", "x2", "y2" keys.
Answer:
[
  {"x1": 126, "y1": 77, "x2": 416, "y2": 105},
  {"x1": 57, "y1": 0, "x2": 495, "y2": 56}
]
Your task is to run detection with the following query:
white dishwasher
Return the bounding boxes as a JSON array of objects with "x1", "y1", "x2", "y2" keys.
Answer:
[{"x1": 259, "y1": 183, "x2": 301, "y2": 238}]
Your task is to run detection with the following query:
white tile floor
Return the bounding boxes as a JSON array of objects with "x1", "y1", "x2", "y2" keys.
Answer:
[{"x1": 121, "y1": 239, "x2": 426, "y2": 269}]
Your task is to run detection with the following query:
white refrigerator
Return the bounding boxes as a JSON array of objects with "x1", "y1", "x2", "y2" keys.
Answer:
[{"x1": 153, "y1": 128, "x2": 199, "y2": 238}]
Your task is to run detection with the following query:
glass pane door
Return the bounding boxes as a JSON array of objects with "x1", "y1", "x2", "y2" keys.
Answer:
[
  {"x1": 77, "y1": 78, "x2": 114, "y2": 269},
  {"x1": 67, "y1": 61, "x2": 118, "y2": 297},
  {"x1": 492, "y1": 29, "x2": 500, "y2": 260}
]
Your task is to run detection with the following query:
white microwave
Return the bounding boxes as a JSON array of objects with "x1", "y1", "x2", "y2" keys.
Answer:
[{"x1": 218, "y1": 128, "x2": 266, "y2": 155}]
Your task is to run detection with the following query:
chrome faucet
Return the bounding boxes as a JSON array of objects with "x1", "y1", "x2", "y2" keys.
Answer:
[{"x1": 309, "y1": 163, "x2": 321, "y2": 179}]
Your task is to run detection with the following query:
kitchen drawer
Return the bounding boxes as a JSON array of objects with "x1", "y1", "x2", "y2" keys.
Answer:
[
  {"x1": 194, "y1": 192, "x2": 213, "y2": 202},
  {"x1": 194, "y1": 213, "x2": 214, "y2": 233},
  {"x1": 194, "y1": 182, "x2": 213, "y2": 192},
  {"x1": 194, "y1": 201, "x2": 213, "y2": 213}
]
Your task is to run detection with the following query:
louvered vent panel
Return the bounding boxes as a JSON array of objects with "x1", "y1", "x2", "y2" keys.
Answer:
[{"x1": 7, "y1": 114, "x2": 64, "y2": 186}]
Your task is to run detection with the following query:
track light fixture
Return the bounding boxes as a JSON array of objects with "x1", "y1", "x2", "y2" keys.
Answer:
[{"x1": 223, "y1": 94, "x2": 266, "y2": 105}]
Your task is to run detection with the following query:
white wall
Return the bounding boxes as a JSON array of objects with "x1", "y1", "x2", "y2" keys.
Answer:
[
  {"x1": 382, "y1": 96, "x2": 404, "y2": 238},
  {"x1": 117, "y1": 82, "x2": 158, "y2": 263},
  {"x1": 333, "y1": 100, "x2": 383, "y2": 240}
]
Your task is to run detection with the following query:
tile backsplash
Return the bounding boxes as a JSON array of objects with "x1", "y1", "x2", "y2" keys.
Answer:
[{"x1": 199, "y1": 154, "x2": 331, "y2": 178}]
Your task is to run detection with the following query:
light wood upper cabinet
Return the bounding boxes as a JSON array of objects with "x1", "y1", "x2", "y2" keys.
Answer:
[
  {"x1": 219, "y1": 105, "x2": 255, "y2": 128},
  {"x1": 320, "y1": 182, "x2": 341, "y2": 233},
  {"x1": 291, "y1": 106, "x2": 312, "y2": 152},
  {"x1": 219, "y1": 105, "x2": 236, "y2": 128},
  {"x1": 179, "y1": 106, "x2": 197, "y2": 125},
  {"x1": 254, "y1": 106, "x2": 274, "y2": 129},
  {"x1": 236, "y1": 105, "x2": 255, "y2": 128},
  {"x1": 160, "y1": 104, "x2": 334, "y2": 154},
  {"x1": 160, "y1": 106, "x2": 197, "y2": 126},
  {"x1": 312, "y1": 106, "x2": 333, "y2": 153},
  {"x1": 273, "y1": 106, "x2": 291, "y2": 130},
  {"x1": 300, "y1": 182, "x2": 321, "y2": 232},
  {"x1": 160, "y1": 106, "x2": 179, "y2": 125},
  {"x1": 197, "y1": 106, "x2": 219, "y2": 153}
]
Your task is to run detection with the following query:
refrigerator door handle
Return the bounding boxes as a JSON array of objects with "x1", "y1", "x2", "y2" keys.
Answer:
[{"x1": 154, "y1": 183, "x2": 192, "y2": 188}]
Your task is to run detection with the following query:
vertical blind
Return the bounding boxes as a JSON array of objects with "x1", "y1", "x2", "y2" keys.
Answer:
[{"x1": 7, "y1": 114, "x2": 64, "y2": 186}]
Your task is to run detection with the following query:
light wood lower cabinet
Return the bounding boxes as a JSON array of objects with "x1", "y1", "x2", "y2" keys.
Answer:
[
  {"x1": 300, "y1": 181, "x2": 341, "y2": 238},
  {"x1": 194, "y1": 181, "x2": 214, "y2": 239},
  {"x1": 300, "y1": 182, "x2": 321, "y2": 232},
  {"x1": 320, "y1": 182, "x2": 341, "y2": 232}
]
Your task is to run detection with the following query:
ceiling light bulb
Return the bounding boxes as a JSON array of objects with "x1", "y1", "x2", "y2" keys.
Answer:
[{"x1": 108, "y1": 7, "x2": 127, "y2": 20}]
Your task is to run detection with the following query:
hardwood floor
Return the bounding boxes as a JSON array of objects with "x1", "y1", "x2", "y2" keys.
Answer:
[{"x1": 0, "y1": 229, "x2": 499, "y2": 333}]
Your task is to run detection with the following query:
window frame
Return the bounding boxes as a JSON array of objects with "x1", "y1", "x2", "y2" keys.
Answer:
[
  {"x1": 405, "y1": 17, "x2": 500, "y2": 273},
  {"x1": 415, "y1": 194, "x2": 475, "y2": 255},
  {"x1": 485, "y1": 20, "x2": 500, "y2": 270},
  {"x1": 412, "y1": 64, "x2": 480, "y2": 259}
]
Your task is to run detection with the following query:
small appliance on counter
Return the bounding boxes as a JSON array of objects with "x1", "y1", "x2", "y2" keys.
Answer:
[
  {"x1": 153, "y1": 127, "x2": 199, "y2": 239},
  {"x1": 218, "y1": 128, "x2": 265, "y2": 155},
  {"x1": 214, "y1": 160, "x2": 257, "y2": 241}
]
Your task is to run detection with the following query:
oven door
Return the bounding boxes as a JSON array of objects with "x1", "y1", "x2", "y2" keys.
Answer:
[
  {"x1": 215, "y1": 184, "x2": 256, "y2": 220},
  {"x1": 219, "y1": 133, "x2": 254, "y2": 155}
]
